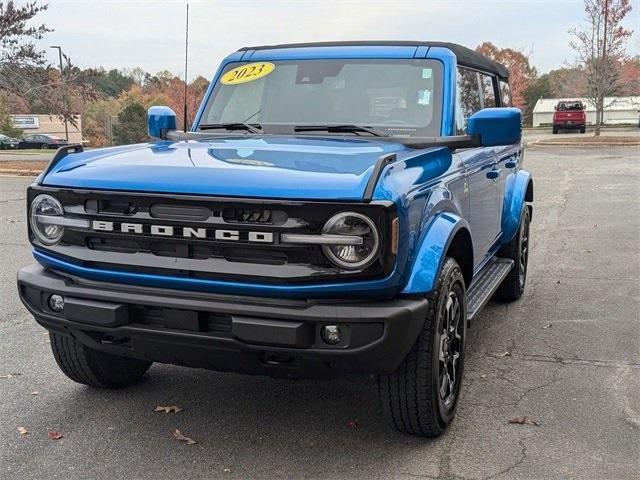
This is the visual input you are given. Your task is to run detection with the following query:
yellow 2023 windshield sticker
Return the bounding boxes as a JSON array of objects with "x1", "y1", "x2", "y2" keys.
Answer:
[{"x1": 221, "y1": 62, "x2": 275, "y2": 85}]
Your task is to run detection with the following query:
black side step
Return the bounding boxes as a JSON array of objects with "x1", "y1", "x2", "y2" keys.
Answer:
[{"x1": 466, "y1": 257, "x2": 514, "y2": 323}]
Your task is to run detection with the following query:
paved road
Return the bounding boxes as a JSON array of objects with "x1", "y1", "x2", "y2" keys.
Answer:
[{"x1": 1, "y1": 146, "x2": 639, "y2": 479}]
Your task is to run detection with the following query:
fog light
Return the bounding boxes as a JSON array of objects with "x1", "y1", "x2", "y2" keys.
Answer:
[
  {"x1": 48, "y1": 294, "x2": 64, "y2": 312},
  {"x1": 321, "y1": 325, "x2": 342, "y2": 345}
]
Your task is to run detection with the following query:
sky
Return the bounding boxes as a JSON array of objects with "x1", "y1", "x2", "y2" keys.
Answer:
[{"x1": 35, "y1": 0, "x2": 640, "y2": 80}]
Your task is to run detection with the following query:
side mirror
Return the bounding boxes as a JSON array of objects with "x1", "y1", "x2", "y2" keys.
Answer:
[
  {"x1": 467, "y1": 108, "x2": 522, "y2": 146},
  {"x1": 147, "y1": 106, "x2": 177, "y2": 140}
]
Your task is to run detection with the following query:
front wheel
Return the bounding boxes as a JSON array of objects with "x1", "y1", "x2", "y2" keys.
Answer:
[
  {"x1": 50, "y1": 332, "x2": 152, "y2": 388},
  {"x1": 495, "y1": 207, "x2": 531, "y2": 301},
  {"x1": 378, "y1": 257, "x2": 467, "y2": 437}
]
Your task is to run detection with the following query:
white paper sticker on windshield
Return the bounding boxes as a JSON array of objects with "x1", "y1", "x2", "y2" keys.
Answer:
[
  {"x1": 422, "y1": 68, "x2": 433, "y2": 79},
  {"x1": 418, "y1": 90, "x2": 431, "y2": 105}
]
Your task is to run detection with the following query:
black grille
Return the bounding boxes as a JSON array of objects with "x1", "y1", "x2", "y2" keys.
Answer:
[
  {"x1": 222, "y1": 207, "x2": 274, "y2": 224},
  {"x1": 29, "y1": 186, "x2": 396, "y2": 284}
]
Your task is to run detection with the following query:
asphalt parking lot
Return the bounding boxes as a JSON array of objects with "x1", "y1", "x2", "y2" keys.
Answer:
[{"x1": 1, "y1": 145, "x2": 638, "y2": 479}]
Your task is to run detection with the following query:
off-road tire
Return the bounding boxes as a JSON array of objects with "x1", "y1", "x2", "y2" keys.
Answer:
[
  {"x1": 378, "y1": 257, "x2": 467, "y2": 437},
  {"x1": 495, "y1": 207, "x2": 531, "y2": 301},
  {"x1": 50, "y1": 332, "x2": 152, "y2": 388}
]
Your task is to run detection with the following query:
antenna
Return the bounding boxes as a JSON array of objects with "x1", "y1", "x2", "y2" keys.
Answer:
[{"x1": 183, "y1": 2, "x2": 190, "y2": 131}]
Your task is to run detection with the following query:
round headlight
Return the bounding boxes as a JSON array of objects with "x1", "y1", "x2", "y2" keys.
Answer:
[
  {"x1": 322, "y1": 212, "x2": 380, "y2": 270},
  {"x1": 30, "y1": 194, "x2": 64, "y2": 245}
]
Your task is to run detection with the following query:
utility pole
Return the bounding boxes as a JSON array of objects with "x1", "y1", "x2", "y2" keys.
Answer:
[{"x1": 50, "y1": 46, "x2": 69, "y2": 142}]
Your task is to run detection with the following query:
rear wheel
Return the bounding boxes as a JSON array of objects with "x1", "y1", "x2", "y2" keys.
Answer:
[
  {"x1": 40, "y1": 144, "x2": 48, "y2": 150},
  {"x1": 378, "y1": 257, "x2": 466, "y2": 437},
  {"x1": 552, "y1": 126, "x2": 558, "y2": 134},
  {"x1": 580, "y1": 126, "x2": 586, "y2": 134},
  {"x1": 50, "y1": 332, "x2": 152, "y2": 388},
  {"x1": 495, "y1": 207, "x2": 531, "y2": 301}
]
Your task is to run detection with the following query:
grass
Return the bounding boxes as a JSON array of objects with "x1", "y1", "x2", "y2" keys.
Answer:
[{"x1": 0, "y1": 148, "x2": 54, "y2": 154}]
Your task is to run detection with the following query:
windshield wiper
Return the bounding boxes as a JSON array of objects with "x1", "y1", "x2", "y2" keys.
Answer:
[
  {"x1": 294, "y1": 124, "x2": 388, "y2": 137},
  {"x1": 199, "y1": 123, "x2": 263, "y2": 134}
]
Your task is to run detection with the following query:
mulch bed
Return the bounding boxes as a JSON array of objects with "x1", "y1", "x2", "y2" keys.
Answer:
[
  {"x1": 534, "y1": 136, "x2": 640, "y2": 146},
  {"x1": 0, "y1": 160, "x2": 48, "y2": 176}
]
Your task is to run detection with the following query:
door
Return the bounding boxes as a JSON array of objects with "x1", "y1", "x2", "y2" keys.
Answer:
[
  {"x1": 20, "y1": 135, "x2": 36, "y2": 149},
  {"x1": 456, "y1": 68, "x2": 501, "y2": 268}
]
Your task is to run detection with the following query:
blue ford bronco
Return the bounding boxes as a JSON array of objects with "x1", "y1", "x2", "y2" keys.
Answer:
[{"x1": 17, "y1": 41, "x2": 532, "y2": 437}]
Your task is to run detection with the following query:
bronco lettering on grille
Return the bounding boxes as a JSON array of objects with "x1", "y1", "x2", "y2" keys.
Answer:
[{"x1": 91, "y1": 220, "x2": 274, "y2": 243}]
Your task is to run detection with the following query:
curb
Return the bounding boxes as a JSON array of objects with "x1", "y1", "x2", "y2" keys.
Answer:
[{"x1": 530, "y1": 140, "x2": 640, "y2": 147}]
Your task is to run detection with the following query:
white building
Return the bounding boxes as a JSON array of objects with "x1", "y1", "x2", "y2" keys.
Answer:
[
  {"x1": 532, "y1": 96, "x2": 640, "y2": 127},
  {"x1": 11, "y1": 114, "x2": 83, "y2": 143}
]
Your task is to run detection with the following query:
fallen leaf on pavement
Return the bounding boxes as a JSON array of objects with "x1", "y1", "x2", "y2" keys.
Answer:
[
  {"x1": 508, "y1": 416, "x2": 540, "y2": 427},
  {"x1": 542, "y1": 324, "x2": 552, "y2": 329},
  {"x1": 0, "y1": 373, "x2": 21, "y2": 379},
  {"x1": 172, "y1": 429, "x2": 196, "y2": 445},
  {"x1": 155, "y1": 405, "x2": 183, "y2": 414},
  {"x1": 17, "y1": 427, "x2": 28, "y2": 435},
  {"x1": 498, "y1": 351, "x2": 511, "y2": 357},
  {"x1": 30, "y1": 391, "x2": 39, "y2": 395},
  {"x1": 48, "y1": 430, "x2": 64, "y2": 440},
  {"x1": 223, "y1": 468, "x2": 231, "y2": 473},
  {"x1": 480, "y1": 374, "x2": 487, "y2": 378},
  {"x1": 346, "y1": 420, "x2": 359, "y2": 429}
]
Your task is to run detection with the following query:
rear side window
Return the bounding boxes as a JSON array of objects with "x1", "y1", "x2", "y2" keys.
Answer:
[
  {"x1": 456, "y1": 68, "x2": 482, "y2": 134},
  {"x1": 480, "y1": 74, "x2": 496, "y2": 108},
  {"x1": 499, "y1": 80, "x2": 511, "y2": 107}
]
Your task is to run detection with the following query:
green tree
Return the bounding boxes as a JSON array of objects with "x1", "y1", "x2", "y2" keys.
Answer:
[
  {"x1": 83, "y1": 97, "x2": 122, "y2": 146},
  {"x1": 112, "y1": 101, "x2": 147, "y2": 145},
  {"x1": 85, "y1": 68, "x2": 135, "y2": 97},
  {"x1": 0, "y1": 102, "x2": 22, "y2": 137},
  {"x1": 522, "y1": 74, "x2": 552, "y2": 126}
]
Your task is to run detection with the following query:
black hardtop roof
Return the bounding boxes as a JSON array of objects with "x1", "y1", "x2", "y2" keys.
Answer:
[{"x1": 238, "y1": 41, "x2": 509, "y2": 79}]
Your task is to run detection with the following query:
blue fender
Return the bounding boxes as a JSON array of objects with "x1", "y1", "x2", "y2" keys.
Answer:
[
  {"x1": 401, "y1": 212, "x2": 470, "y2": 294},
  {"x1": 501, "y1": 169, "x2": 533, "y2": 244}
]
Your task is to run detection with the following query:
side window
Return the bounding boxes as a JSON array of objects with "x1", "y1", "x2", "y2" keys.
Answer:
[
  {"x1": 480, "y1": 74, "x2": 496, "y2": 108},
  {"x1": 499, "y1": 80, "x2": 511, "y2": 107},
  {"x1": 455, "y1": 68, "x2": 482, "y2": 134}
]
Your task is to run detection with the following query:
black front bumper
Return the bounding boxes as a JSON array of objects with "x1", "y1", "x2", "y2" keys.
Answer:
[{"x1": 17, "y1": 264, "x2": 428, "y2": 378}]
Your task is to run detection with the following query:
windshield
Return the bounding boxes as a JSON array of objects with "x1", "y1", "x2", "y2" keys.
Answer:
[
  {"x1": 199, "y1": 59, "x2": 443, "y2": 137},
  {"x1": 557, "y1": 102, "x2": 583, "y2": 111}
]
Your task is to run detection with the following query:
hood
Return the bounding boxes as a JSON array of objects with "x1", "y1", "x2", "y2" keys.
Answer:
[
  {"x1": 41, "y1": 135, "x2": 442, "y2": 201},
  {"x1": 43, "y1": 136, "x2": 407, "y2": 200}
]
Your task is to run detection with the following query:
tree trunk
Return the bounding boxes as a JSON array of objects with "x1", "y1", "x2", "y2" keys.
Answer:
[{"x1": 595, "y1": 98, "x2": 602, "y2": 136}]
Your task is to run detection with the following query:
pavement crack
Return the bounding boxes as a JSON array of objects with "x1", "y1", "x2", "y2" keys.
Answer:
[
  {"x1": 0, "y1": 197, "x2": 26, "y2": 204},
  {"x1": 481, "y1": 439, "x2": 527, "y2": 480}
]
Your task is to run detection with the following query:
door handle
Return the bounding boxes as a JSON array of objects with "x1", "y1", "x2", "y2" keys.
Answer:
[{"x1": 486, "y1": 169, "x2": 502, "y2": 180}]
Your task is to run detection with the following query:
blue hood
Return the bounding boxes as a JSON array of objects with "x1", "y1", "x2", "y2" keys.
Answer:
[{"x1": 42, "y1": 136, "x2": 414, "y2": 201}]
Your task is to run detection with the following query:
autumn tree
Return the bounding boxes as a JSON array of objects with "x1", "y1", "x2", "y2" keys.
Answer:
[
  {"x1": 1, "y1": 1, "x2": 96, "y2": 128},
  {"x1": 570, "y1": 0, "x2": 633, "y2": 135},
  {"x1": 617, "y1": 56, "x2": 640, "y2": 96},
  {"x1": 475, "y1": 42, "x2": 537, "y2": 116},
  {"x1": 112, "y1": 102, "x2": 147, "y2": 145}
]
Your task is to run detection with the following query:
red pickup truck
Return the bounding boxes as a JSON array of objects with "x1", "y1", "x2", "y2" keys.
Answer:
[{"x1": 553, "y1": 100, "x2": 586, "y2": 134}]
